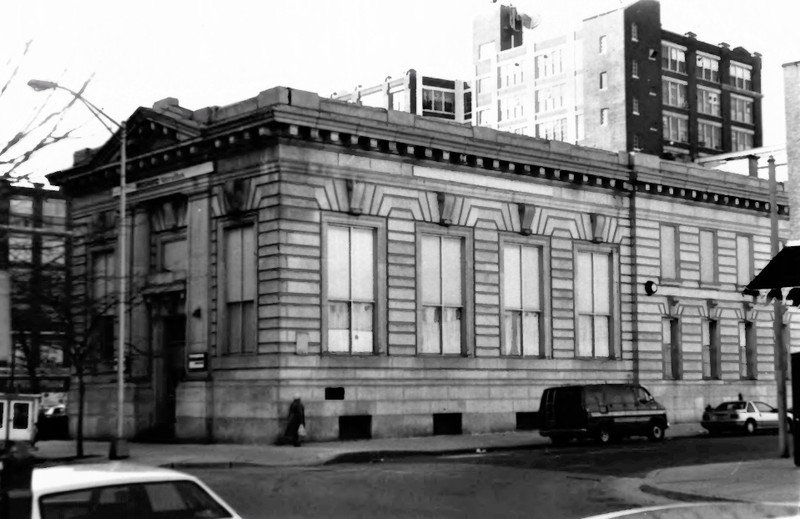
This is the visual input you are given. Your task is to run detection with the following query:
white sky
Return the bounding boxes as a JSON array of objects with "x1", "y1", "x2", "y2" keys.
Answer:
[{"x1": 3, "y1": 0, "x2": 799, "y2": 182}]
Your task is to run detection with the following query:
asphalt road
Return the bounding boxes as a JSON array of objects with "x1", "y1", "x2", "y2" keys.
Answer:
[{"x1": 188, "y1": 433, "x2": 788, "y2": 519}]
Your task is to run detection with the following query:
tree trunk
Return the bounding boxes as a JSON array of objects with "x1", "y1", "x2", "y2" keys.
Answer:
[{"x1": 76, "y1": 370, "x2": 85, "y2": 458}]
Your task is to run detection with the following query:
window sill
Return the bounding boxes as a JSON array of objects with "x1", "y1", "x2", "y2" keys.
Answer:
[
  {"x1": 500, "y1": 354, "x2": 548, "y2": 360},
  {"x1": 321, "y1": 352, "x2": 377, "y2": 357}
]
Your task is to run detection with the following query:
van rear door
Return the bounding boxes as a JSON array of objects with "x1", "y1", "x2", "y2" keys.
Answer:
[{"x1": 553, "y1": 386, "x2": 586, "y2": 430}]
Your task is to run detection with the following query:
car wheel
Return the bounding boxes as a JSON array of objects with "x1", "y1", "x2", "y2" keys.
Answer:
[
  {"x1": 647, "y1": 420, "x2": 666, "y2": 442},
  {"x1": 745, "y1": 419, "x2": 757, "y2": 435},
  {"x1": 708, "y1": 428, "x2": 722, "y2": 437},
  {"x1": 551, "y1": 435, "x2": 571, "y2": 446},
  {"x1": 596, "y1": 425, "x2": 612, "y2": 445}
]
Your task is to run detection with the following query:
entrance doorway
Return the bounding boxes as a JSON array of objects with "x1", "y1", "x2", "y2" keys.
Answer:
[{"x1": 149, "y1": 293, "x2": 186, "y2": 440}]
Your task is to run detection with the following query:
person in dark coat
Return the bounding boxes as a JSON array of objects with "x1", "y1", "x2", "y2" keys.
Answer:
[{"x1": 284, "y1": 394, "x2": 305, "y2": 447}]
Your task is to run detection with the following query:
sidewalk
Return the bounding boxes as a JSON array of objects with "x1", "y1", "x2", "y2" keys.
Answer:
[
  {"x1": 642, "y1": 458, "x2": 800, "y2": 505},
  {"x1": 31, "y1": 422, "x2": 705, "y2": 469}
]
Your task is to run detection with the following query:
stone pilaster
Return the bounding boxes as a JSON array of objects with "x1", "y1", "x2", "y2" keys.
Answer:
[
  {"x1": 783, "y1": 61, "x2": 800, "y2": 242},
  {"x1": 130, "y1": 206, "x2": 150, "y2": 378},
  {"x1": 186, "y1": 195, "x2": 211, "y2": 369}
]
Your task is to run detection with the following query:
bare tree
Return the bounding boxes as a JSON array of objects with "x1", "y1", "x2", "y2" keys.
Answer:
[
  {"x1": 34, "y1": 263, "x2": 145, "y2": 457},
  {"x1": 0, "y1": 41, "x2": 89, "y2": 181}
]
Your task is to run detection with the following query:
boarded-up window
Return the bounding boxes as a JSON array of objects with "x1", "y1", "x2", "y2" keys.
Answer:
[
  {"x1": 736, "y1": 235, "x2": 752, "y2": 286},
  {"x1": 660, "y1": 225, "x2": 678, "y2": 279},
  {"x1": 503, "y1": 244, "x2": 542, "y2": 357},
  {"x1": 224, "y1": 225, "x2": 256, "y2": 354},
  {"x1": 326, "y1": 226, "x2": 375, "y2": 354},
  {"x1": 699, "y1": 230, "x2": 717, "y2": 283},
  {"x1": 576, "y1": 250, "x2": 612, "y2": 358},
  {"x1": 420, "y1": 235, "x2": 463, "y2": 355}
]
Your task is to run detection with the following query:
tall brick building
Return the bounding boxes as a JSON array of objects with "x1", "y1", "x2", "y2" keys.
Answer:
[
  {"x1": 48, "y1": 87, "x2": 792, "y2": 443},
  {"x1": 473, "y1": 1, "x2": 763, "y2": 160}
]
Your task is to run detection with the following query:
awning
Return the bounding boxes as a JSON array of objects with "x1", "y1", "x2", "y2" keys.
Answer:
[{"x1": 746, "y1": 245, "x2": 800, "y2": 291}]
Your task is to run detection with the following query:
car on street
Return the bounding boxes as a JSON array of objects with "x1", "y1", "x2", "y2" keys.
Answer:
[
  {"x1": 539, "y1": 383, "x2": 669, "y2": 445},
  {"x1": 701, "y1": 400, "x2": 792, "y2": 435},
  {"x1": 31, "y1": 462, "x2": 242, "y2": 519}
]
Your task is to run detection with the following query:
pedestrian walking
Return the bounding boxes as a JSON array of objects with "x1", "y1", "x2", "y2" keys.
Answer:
[{"x1": 284, "y1": 393, "x2": 306, "y2": 447}]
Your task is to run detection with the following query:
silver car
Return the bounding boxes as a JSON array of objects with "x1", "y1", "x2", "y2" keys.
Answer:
[{"x1": 701, "y1": 400, "x2": 793, "y2": 435}]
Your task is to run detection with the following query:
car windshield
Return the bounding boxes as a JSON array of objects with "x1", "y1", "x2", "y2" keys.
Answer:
[{"x1": 715, "y1": 402, "x2": 747, "y2": 411}]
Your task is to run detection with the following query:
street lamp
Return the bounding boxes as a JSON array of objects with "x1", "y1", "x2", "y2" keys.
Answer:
[{"x1": 28, "y1": 79, "x2": 129, "y2": 459}]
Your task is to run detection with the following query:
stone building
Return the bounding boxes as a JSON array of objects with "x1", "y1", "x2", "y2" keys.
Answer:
[{"x1": 47, "y1": 87, "x2": 792, "y2": 442}]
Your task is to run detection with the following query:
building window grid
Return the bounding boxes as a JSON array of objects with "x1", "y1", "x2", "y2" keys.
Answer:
[
  {"x1": 600, "y1": 108, "x2": 609, "y2": 126},
  {"x1": 223, "y1": 225, "x2": 256, "y2": 355},
  {"x1": 698, "y1": 121, "x2": 722, "y2": 150},
  {"x1": 662, "y1": 318, "x2": 682, "y2": 380},
  {"x1": 730, "y1": 62, "x2": 753, "y2": 90},
  {"x1": 502, "y1": 243, "x2": 543, "y2": 357},
  {"x1": 699, "y1": 229, "x2": 718, "y2": 284},
  {"x1": 599, "y1": 71, "x2": 608, "y2": 90},
  {"x1": 326, "y1": 225, "x2": 376, "y2": 354},
  {"x1": 535, "y1": 49, "x2": 563, "y2": 79},
  {"x1": 91, "y1": 250, "x2": 116, "y2": 360},
  {"x1": 701, "y1": 318, "x2": 721, "y2": 380},
  {"x1": 535, "y1": 84, "x2": 565, "y2": 114},
  {"x1": 497, "y1": 63, "x2": 524, "y2": 89},
  {"x1": 661, "y1": 43, "x2": 687, "y2": 74},
  {"x1": 739, "y1": 320, "x2": 757, "y2": 380},
  {"x1": 631, "y1": 23, "x2": 639, "y2": 42},
  {"x1": 697, "y1": 87, "x2": 721, "y2": 117},
  {"x1": 575, "y1": 249, "x2": 614, "y2": 359},
  {"x1": 536, "y1": 118, "x2": 568, "y2": 141},
  {"x1": 696, "y1": 55, "x2": 720, "y2": 82},
  {"x1": 660, "y1": 225, "x2": 679, "y2": 280},
  {"x1": 662, "y1": 113, "x2": 688, "y2": 143},
  {"x1": 632, "y1": 59, "x2": 639, "y2": 78},
  {"x1": 662, "y1": 78, "x2": 688, "y2": 109},
  {"x1": 731, "y1": 96, "x2": 754, "y2": 124},
  {"x1": 420, "y1": 234, "x2": 465, "y2": 355},
  {"x1": 732, "y1": 127, "x2": 754, "y2": 151},
  {"x1": 736, "y1": 235, "x2": 753, "y2": 287},
  {"x1": 632, "y1": 97, "x2": 640, "y2": 115},
  {"x1": 422, "y1": 88, "x2": 455, "y2": 114},
  {"x1": 599, "y1": 35, "x2": 608, "y2": 54}
]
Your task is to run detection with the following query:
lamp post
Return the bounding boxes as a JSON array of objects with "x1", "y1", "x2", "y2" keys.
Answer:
[{"x1": 28, "y1": 80, "x2": 129, "y2": 459}]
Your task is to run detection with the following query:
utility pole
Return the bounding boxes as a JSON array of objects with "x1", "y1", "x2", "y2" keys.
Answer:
[{"x1": 769, "y1": 155, "x2": 790, "y2": 458}]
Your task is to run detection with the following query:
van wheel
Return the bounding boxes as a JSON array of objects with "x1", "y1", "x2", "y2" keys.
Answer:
[
  {"x1": 647, "y1": 420, "x2": 666, "y2": 442},
  {"x1": 596, "y1": 425, "x2": 612, "y2": 445},
  {"x1": 551, "y1": 435, "x2": 571, "y2": 446},
  {"x1": 745, "y1": 419, "x2": 757, "y2": 435}
]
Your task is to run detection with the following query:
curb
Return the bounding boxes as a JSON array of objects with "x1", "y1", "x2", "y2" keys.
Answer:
[
  {"x1": 639, "y1": 484, "x2": 742, "y2": 503},
  {"x1": 160, "y1": 461, "x2": 263, "y2": 469},
  {"x1": 324, "y1": 441, "x2": 549, "y2": 465}
]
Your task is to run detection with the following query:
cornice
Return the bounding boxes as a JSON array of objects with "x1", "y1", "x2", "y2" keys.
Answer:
[{"x1": 48, "y1": 96, "x2": 787, "y2": 217}]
